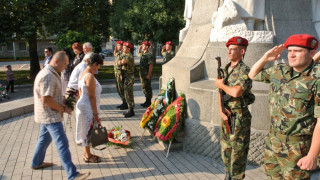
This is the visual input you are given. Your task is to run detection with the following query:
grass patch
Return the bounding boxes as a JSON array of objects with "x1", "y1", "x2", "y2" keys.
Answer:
[{"x1": 0, "y1": 64, "x2": 162, "y2": 85}]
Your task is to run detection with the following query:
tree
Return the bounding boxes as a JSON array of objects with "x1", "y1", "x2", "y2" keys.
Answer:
[
  {"x1": 1, "y1": 0, "x2": 111, "y2": 80},
  {"x1": 110, "y1": 0, "x2": 185, "y2": 45}
]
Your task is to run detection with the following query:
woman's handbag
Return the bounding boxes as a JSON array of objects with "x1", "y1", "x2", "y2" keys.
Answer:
[{"x1": 88, "y1": 121, "x2": 108, "y2": 150}]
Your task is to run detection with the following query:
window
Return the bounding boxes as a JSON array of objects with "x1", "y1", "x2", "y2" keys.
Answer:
[{"x1": 18, "y1": 42, "x2": 27, "y2": 51}]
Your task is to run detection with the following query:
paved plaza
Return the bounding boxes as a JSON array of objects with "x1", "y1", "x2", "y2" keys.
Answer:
[{"x1": 0, "y1": 85, "x2": 319, "y2": 179}]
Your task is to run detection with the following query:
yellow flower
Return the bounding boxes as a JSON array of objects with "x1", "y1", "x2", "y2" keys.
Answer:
[{"x1": 161, "y1": 115, "x2": 171, "y2": 128}]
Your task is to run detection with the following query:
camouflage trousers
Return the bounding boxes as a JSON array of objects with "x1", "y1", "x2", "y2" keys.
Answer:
[
  {"x1": 220, "y1": 107, "x2": 251, "y2": 180},
  {"x1": 264, "y1": 132, "x2": 311, "y2": 179},
  {"x1": 115, "y1": 70, "x2": 125, "y2": 101},
  {"x1": 139, "y1": 71, "x2": 152, "y2": 98},
  {"x1": 122, "y1": 72, "x2": 135, "y2": 109}
]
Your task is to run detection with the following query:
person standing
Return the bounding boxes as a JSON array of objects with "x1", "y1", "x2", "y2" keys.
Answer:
[
  {"x1": 119, "y1": 42, "x2": 135, "y2": 118},
  {"x1": 43, "y1": 47, "x2": 53, "y2": 68},
  {"x1": 72, "y1": 42, "x2": 85, "y2": 68},
  {"x1": 83, "y1": 42, "x2": 93, "y2": 54},
  {"x1": 31, "y1": 51, "x2": 90, "y2": 180},
  {"x1": 61, "y1": 48, "x2": 74, "y2": 94},
  {"x1": 138, "y1": 41, "x2": 154, "y2": 107},
  {"x1": 249, "y1": 34, "x2": 320, "y2": 179},
  {"x1": 161, "y1": 41, "x2": 175, "y2": 63},
  {"x1": 6, "y1": 65, "x2": 14, "y2": 93},
  {"x1": 114, "y1": 40, "x2": 126, "y2": 109},
  {"x1": 76, "y1": 53, "x2": 103, "y2": 163},
  {"x1": 215, "y1": 36, "x2": 255, "y2": 180}
]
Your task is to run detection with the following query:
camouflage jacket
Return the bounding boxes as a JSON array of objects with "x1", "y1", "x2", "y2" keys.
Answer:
[
  {"x1": 121, "y1": 53, "x2": 135, "y2": 74},
  {"x1": 223, "y1": 60, "x2": 255, "y2": 110},
  {"x1": 114, "y1": 51, "x2": 123, "y2": 70},
  {"x1": 139, "y1": 51, "x2": 154, "y2": 74},
  {"x1": 162, "y1": 50, "x2": 175, "y2": 63},
  {"x1": 254, "y1": 62, "x2": 320, "y2": 136}
]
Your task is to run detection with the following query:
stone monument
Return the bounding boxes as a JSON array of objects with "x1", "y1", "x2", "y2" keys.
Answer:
[{"x1": 161, "y1": 0, "x2": 319, "y2": 165}]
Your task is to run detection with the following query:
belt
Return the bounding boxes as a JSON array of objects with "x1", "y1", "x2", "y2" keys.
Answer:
[{"x1": 270, "y1": 129, "x2": 311, "y2": 142}]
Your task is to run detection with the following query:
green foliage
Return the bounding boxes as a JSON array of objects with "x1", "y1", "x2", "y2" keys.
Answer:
[
  {"x1": 110, "y1": 0, "x2": 185, "y2": 44},
  {"x1": 54, "y1": 31, "x2": 102, "y2": 53}
]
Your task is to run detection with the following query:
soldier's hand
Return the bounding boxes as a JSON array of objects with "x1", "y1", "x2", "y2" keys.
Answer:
[
  {"x1": 263, "y1": 44, "x2": 286, "y2": 62},
  {"x1": 216, "y1": 79, "x2": 225, "y2": 89},
  {"x1": 146, "y1": 74, "x2": 151, "y2": 80},
  {"x1": 297, "y1": 155, "x2": 318, "y2": 171},
  {"x1": 162, "y1": 45, "x2": 166, "y2": 50},
  {"x1": 219, "y1": 111, "x2": 228, "y2": 121}
]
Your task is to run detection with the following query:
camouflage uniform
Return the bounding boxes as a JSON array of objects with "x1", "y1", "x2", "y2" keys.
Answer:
[
  {"x1": 220, "y1": 61, "x2": 255, "y2": 180},
  {"x1": 139, "y1": 51, "x2": 154, "y2": 98},
  {"x1": 254, "y1": 62, "x2": 320, "y2": 179},
  {"x1": 114, "y1": 51, "x2": 125, "y2": 101},
  {"x1": 121, "y1": 53, "x2": 135, "y2": 109},
  {"x1": 162, "y1": 50, "x2": 175, "y2": 63}
]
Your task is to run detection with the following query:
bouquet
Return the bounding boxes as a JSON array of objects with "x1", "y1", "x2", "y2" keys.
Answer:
[
  {"x1": 153, "y1": 93, "x2": 185, "y2": 142},
  {"x1": 64, "y1": 88, "x2": 78, "y2": 110},
  {"x1": 108, "y1": 125, "x2": 132, "y2": 146},
  {"x1": 140, "y1": 95, "x2": 166, "y2": 131}
]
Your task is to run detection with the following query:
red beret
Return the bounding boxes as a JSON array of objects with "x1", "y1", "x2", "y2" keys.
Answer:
[
  {"x1": 123, "y1": 42, "x2": 133, "y2": 49},
  {"x1": 142, "y1": 41, "x2": 151, "y2": 47},
  {"x1": 226, "y1": 36, "x2": 248, "y2": 47},
  {"x1": 116, "y1": 40, "x2": 123, "y2": 45},
  {"x1": 165, "y1": 41, "x2": 173, "y2": 46},
  {"x1": 284, "y1": 34, "x2": 318, "y2": 50}
]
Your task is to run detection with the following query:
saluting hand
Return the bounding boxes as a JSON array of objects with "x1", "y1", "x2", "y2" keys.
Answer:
[{"x1": 263, "y1": 44, "x2": 286, "y2": 62}]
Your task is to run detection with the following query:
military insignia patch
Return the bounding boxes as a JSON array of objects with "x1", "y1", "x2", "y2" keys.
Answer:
[
  {"x1": 311, "y1": 39, "x2": 317, "y2": 49},
  {"x1": 237, "y1": 38, "x2": 242, "y2": 43},
  {"x1": 243, "y1": 75, "x2": 248, "y2": 80}
]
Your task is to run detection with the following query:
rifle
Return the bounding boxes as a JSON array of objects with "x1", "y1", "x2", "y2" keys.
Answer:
[{"x1": 215, "y1": 56, "x2": 234, "y2": 134}]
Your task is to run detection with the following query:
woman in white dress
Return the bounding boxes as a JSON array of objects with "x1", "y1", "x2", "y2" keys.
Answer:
[{"x1": 76, "y1": 53, "x2": 103, "y2": 163}]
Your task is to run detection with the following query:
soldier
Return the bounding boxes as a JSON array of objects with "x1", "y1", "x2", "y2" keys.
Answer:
[
  {"x1": 119, "y1": 42, "x2": 135, "y2": 118},
  {"x1": 138, "y1": 41, "x2": 154, "y2": 108},
  {"x1": 215, "y1": 36, "x2": 255, "y2": 180},
  {"x1": 114, "y1": 40, "x2": 126, "y2": 109},
  {"x1": 161, "y1": 41, "x2": 175, "y2": 63},
  {"x1": 249, "y1": 34, "x2": 320, "y2": 179}
]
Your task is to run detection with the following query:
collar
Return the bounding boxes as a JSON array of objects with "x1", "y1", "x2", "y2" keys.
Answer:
[
  {"x1": 225, "y1": 60, "x2": 243, "y2": 71},
  {"x1": 287, "y1": 60, "x2": 314, "y2": 77},
  {"x1": 47, "y1": 65, "x2": 60, "y2": 79}
]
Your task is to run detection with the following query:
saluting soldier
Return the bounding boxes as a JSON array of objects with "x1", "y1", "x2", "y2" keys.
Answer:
[
  {"x1": 119, "y1": 42, "x2": 135, "y2": 118},
  {"x1": 114, "y1": 40, "x2": 126, "y2": 109},
  {"x1": 215, "y1": 36, "x2": 255, "y2": 180},
  {"x1": 249, "y1": 34, "x2": 320, "y2": 179},
  {"x1": 138, "y1": 41, "x2": 154, "y2": 107},
  {"x1": 161, "y1": 41, "x2": 175, "y2": 63}
]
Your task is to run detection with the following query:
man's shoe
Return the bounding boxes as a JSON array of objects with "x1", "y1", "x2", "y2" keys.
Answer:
[
  {"x1": 119, "y1": 103, "x2": 128, "y2": 110},
  {"x1": 117, "y1": 101, "x2": 126, "y2": 108},
  {"x1": 224, "y1": 172, "x2": 231, "y2": 180},
  {"x1": 31, "y1": 162, "x2": 54, "y2": 170},
  {"x1": 74, "y1": 172, "x2": 90, "y2": 180},
  {"x1": 124, "y1": 109, "x2": 135, "y2": 118},
  {"x1": 142, "y1": 98, "x2": 152, "y2": 108}
]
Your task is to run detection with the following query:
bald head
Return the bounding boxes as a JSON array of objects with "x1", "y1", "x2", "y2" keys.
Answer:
[{"x1": 49, "y1": 51, "x2": 69, "y2": 72}]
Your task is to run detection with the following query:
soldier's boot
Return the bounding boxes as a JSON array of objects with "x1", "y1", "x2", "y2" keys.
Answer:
[
  {"x1": 224, "y1": 173, "x2": 231, "y2": 180},
  {"x1": 117, "y1": 100, "x2": 126, "y2": 108},
  {"x1": 124, "y1": 108, "x2": 135, "y2": 118},
  {"x1": 140, "y1": 98, "x2": 147, "y2": 107},
  {"x1": 142, "y1": 98, "x2": 151, "y2": 108},
  {"x1": 119, "y1": 102, "x2": 128, "y2": 110}
]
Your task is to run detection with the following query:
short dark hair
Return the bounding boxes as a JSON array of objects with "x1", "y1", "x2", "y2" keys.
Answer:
[
  {"x1": 87, "y1": 53, "x2": 103, "y2": 66},
  {"x1": 45, "y1": 47, "x2": 53, "y2": 52}
]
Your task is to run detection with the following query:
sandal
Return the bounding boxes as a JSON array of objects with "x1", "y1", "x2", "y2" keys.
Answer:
[{"x1": 83, "y1": 154, "x2": 101, "y2": 163}]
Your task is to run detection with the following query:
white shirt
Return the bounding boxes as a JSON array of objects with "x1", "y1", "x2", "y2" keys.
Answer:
[{"x1": 67, "y1": 61, "x2": 87, "y2": 90}]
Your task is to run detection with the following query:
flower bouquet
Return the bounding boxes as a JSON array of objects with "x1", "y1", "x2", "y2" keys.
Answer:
[
  {"x1": 64, "y1": 88, "x2": 78, "y2": 110},
  {"x1": 153, "y1": 93, "x2": 185, "y2": 142},
  {"x1": 108, "y1": 125, "x2": 132, "y2": 146},
  {"x1": 140, "y1": 94, "x2": 165, "y2": 131}
]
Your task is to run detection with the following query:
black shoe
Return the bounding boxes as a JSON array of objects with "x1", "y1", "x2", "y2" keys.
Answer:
[
  {"x1": 142, "y1": 98, "x2": 151, "y2": 108},
  {"x1": 124, "y1": 109, "x2": 135, "y2": 118},
  {"x1": 117, "y1": 101, "x2": 125, "y2": 108},
  {"x1": 224, "y1": 173, "x2": 231, "y2": 180},
  {"x1": 119, "y1": 103, "x2": 128, "y2": 110}
]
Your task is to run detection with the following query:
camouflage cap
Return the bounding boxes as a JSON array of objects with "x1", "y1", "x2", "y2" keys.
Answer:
[
  {"x1": 226, "y1": 36, "x2": 248, "y2": 47},
  {"x1": 284, "y1": 34, "x2": 318, "y2": 50}
]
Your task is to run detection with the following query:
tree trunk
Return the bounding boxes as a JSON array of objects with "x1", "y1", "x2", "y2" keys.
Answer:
[{"x1": 28, "y1": 35, "x2": 40, "y2": 80}]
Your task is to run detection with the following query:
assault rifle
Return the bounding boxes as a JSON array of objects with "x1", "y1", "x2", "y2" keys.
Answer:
[{"x1": 216, "y1": 56, "x2": 234, "y2": 134}]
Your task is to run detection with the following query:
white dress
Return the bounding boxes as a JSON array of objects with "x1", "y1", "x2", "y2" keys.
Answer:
[{"x1": 76, "y1": 73, "x2": 102, "y2": 146}]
